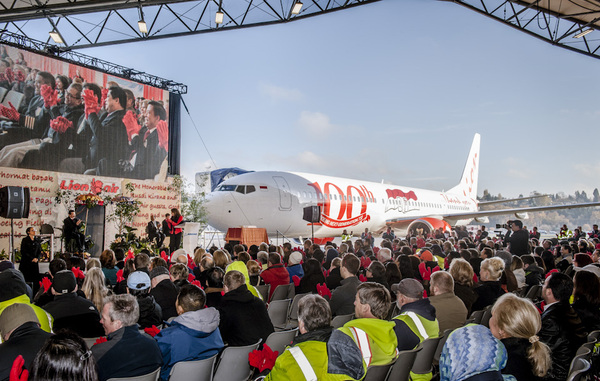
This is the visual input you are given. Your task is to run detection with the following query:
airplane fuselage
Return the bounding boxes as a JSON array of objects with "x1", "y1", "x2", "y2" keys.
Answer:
[{"x1": 205, "y1": 171, "x2": 478, "y2": 238}]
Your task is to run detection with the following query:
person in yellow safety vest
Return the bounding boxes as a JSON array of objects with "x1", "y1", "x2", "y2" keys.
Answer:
[
  {"x1": 265, "y1": 294, "x2": 333, "y2": 381},
  {"x1": 341, "y1": 230, "x2": 353, "y2": 242},
  {"x1": 326, "y1": 282, "x2": 398, "y2": 381},
  {"x1": 391, "y1": 278, "x2": 440, "y2": 381},
  {"x1": 225, "y1": 260, "x2": 263, "y2": 301},
  {"x1": 0, "y1": 269, "x2": 53, "y2": 336}
]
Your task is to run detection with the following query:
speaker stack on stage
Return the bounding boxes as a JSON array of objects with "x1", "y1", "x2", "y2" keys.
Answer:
[
  {"x1": 303, "y1": 205, "x2": 321, "y2": 241},
  {"x1": 0, "y1": 186, "x2": 31, "y2": 262}
]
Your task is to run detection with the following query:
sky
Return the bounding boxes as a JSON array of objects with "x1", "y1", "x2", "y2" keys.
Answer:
[{"x1": 81, "y1": 0, "x2": 600, "y2": 198}]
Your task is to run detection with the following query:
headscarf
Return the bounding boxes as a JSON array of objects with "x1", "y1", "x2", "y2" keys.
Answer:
[{"x1": 439, "y1": 324, "x2": 517, "y2": 381}]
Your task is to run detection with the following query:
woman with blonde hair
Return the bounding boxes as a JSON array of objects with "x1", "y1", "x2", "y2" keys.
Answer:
[
  {"x1": 472, "y1": 257, "x2": 506, "y2": 311},
  {"x1": 213, "y1": 249, "x2": 230, "y2": 269},
  {"x1": 81, "y1": 267, "x2": 111, "y2": 312},
  {"x1": 449, "y1": 258, "x2": 478, "y2": 315},
  {"x1": 490, "y1": 293, "x2": 551, "y2": 379}
]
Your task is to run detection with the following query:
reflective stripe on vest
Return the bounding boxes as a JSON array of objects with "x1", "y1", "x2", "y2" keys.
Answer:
[
  {"x1": 403, "y1": 311, "x2": 429, "y2": 340},
  {"x1": 350, "y1": 327, "x2": 372, "y2": 367},
  {"x1": 288, "y1": 347, "x2": 318, "y2": 381}
]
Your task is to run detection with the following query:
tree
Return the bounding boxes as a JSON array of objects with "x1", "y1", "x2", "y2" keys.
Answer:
[{"x1": 169, "y1": 175, "x2": 207, "y2": 224}]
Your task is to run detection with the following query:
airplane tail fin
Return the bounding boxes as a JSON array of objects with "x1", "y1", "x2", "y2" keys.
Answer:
[{"x1": 448, "y1": 133, "x2": 480, "y2": 200}]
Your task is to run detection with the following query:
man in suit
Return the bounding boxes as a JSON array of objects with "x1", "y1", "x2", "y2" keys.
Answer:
[
  {"x1": 0, "y1": 72, "x2": 55, "y2": 148},
  {"x1": 146, "y1": 215, "x2": 164, "y2": 247},
  {"x1": 162, "y1": 213, "x2": 171, "y2": 249},
  {"x1": 129, "y1": 101, "x2": 167, "y2": 180},
  {"x1": 85, "y1": 86, "x2": 129, "y2": 176},
  {"x1": 63, "y1": 210, "x2": 84, "y2": 253}
]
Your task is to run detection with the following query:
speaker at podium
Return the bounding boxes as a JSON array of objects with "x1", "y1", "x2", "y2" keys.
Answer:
[{"x1": 0, "y1": 186, "x2": 30, "y2": 219}]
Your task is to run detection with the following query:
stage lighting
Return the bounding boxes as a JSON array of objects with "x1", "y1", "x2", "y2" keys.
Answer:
[
  {"x1": 49, "y1": 30, "x2": 63, "y2": 44},
  {"x1": 292, "y1": 1, "x2": 303, "y2": 15},
  {"x1": 215, "y1": 11, "x2": 224, "y2": 24},
  {"x1": 574, "y1": 28, "x2": 593, "y2": 38},
  {"x1": 138, "y1": 20, "x2": 148, "y2": 34}
]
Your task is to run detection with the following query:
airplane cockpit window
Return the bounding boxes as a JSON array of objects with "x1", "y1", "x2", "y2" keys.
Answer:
[
  {"x1": 217, "y1": 184, "x2": 237, "y2": 191},
  {"x1": 246, "y1": 185, "x2": 256, "y2": 194},
  {"x1": 236, "y1": 186, "x2": 246, "y2": 194}
]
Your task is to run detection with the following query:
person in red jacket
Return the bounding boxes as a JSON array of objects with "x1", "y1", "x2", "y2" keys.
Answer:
[
  {"x1": 168, "y1": 208, "x2": 183, "y2": 252},
  {"x1": 260, "y1": 253, "x2": 290, "y2": 300}
]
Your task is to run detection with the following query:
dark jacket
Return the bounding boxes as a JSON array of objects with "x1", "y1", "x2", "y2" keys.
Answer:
[
  {"x1": 392, "y1": 298, "x2": 438, "y2": 351},
  {"x1": 130, "y1": 128, "x2": 167, "y2": 180},
  {"x1": 500, "y1": 337, "x2": 538, "y2": 381},
  {"x1": 87, "y1": 109, "x2": 129, "y2": 176},
  {"x1": 454, "y1": 282, "x2": 478, "y2": 315},
  {"x1": 329, "y1": 276, "x2": 360, "y2": 316},
  {"x1": 18, "y1": 236, "x2": 41, "y2": 283},
  {"x1": 472, "y1": 281, "x2": 505, "y2": 312},
  {"x1": 298, "y1": 271, "x2": 326, "y2": 294},
  {"x1": 0, "y1": 322, "x2": 52, "y2": 381},
  {"x1": 326, "y1": 267, "x2": 343, "y2": 290},
  {"x1": 92, "y1": 325, "x2": 162, "y2": 381},
  {"x1": 506, "y1": 229, "x2": 530, "y2": 256},
  {"x1": 42, "y1": 292, "x2": 104, "y2": 337},
  {"x1": 539, "y1": 302, "x2": 587, "y2": 381},
  {"x1": 217, "y1": 284, "x2": 274, "y2": 346},
  {"x1": 156, "y1": 307, "x2": 224, "y2": 380},
  {"x1": 572, "y1": 298, "x2": 600, "y2": 334},
  {"x1": 525, "y1": 264, "x2": 544, "y2": 289},
  {"x1": 136, "y1": 294, "x2": 163, "y2": 329},
  {"x1": 150, "y1": 279, "x2": 178, "y2": 321}
]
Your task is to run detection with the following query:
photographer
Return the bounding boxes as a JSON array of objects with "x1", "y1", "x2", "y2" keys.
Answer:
[{"x1": 504, "y1": 220, "x2": 529, "y2": 256}]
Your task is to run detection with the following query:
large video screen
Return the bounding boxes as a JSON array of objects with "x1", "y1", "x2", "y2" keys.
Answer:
[{"x1": 0, "y1": 44, "x2": 171, "y2": 181}]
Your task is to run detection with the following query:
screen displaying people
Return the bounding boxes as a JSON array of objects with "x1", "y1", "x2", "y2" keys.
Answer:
[{"x1": 0, "y1": 45, "x2": 171, "y2": 180}]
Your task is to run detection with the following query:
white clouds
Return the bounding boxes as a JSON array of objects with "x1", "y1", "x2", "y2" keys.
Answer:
[
  {"x1": 259, "y1": 83, "x2": 303, "y2": 102},
  {"x1": 297, "y1": 111, "x2": 338, "y2": 136}
]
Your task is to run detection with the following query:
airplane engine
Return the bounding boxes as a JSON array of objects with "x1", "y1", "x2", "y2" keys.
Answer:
[{"x1": 407, "y1": 218, "x2": 452, "y2": 236}]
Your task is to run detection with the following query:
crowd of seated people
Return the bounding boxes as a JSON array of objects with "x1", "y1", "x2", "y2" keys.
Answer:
[
  {"x1": 0, "y1": 47, "x2": 168, "y2": 179},
  {"x1": 0, "y1": 221, "x2": 600, "y2": 380}
]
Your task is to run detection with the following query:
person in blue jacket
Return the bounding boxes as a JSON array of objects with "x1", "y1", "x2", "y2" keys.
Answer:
[{"x1": 155, "y1": 283, "x2": 224, "y2": 380}]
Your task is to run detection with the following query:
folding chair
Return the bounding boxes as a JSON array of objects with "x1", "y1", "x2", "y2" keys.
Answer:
[
  {"x1": 410, "y1": 337, "x2": 441, "y2": 379},
  {"x1": 330, "y1": 313, "x2": 354, "y2": 329},
  {"x1": 567, "y1": 358, "x2": 591, "y2": 381},
  {"x1": 525, "y1": 285, "x2": 542, "y2": 301},
  {"x1": 268, "y1": 299, "x2": 291, "y2": 329},
  {"x1": 270, "y1": 283, "x2": 293, "y2": 302},
  {"x1": 213, "y1": 341, "x2": 261, "y2": 381},
  {"x1": 363, "y1": 360, "x2": 394, "y2": 381},
  {"x1": 168, "y1": 353, "x2": 218, "y2": 381},
  {"x1": 264, "y1": 328, "x2": 298, "y2": 355},
  {"x1": 255, "y1": 284, "x2": 270, "y2": 303},
  {"x1": 386, "y1": 344, "x2": 422, "y2": 381},
  {"x1": 287, "y1": 293, "x2": 310, "y2": 327}
]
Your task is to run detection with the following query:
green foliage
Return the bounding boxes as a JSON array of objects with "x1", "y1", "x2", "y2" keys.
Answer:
[
  {"x1": 479, "y1": 189, "x2": 600, "y2": 231},
  {"x1": 104, "y1": 182, "x2": 142, "y2": 235},
  {"x1": 110, "y1": 229, "x2": 156, "y2": 255},
  {"x1": 169, "y1": 175, "x2": 207, "y2": 224}
]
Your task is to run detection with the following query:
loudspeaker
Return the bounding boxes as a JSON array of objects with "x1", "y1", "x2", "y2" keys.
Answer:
[
  {"x1": 0, "y1": 186, "x2": 30, "y2": 219},
  {"x1": 303, "y1": 205, "x2": 321, "y2": 223}
]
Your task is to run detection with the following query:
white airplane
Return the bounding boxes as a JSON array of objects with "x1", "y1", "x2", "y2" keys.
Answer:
[{"x1": 205, "y1": 133, "x2": 600, "y2": 239}]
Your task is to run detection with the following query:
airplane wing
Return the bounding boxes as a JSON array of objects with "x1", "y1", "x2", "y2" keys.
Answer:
[
  {"x1": 478, "y1": 194, "x2": 549, "y2": 206},
  {"x1": 384, "y1": 201, "x2": 600, "y2": 228},
  {"x1": 442, "y1": 202, "x2": 600, "y2": 220}
]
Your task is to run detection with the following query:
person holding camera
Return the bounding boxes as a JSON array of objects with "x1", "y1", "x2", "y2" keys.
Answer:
[{"x1": 504, "y1": 220, "x2": 529, "y2": 256}]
